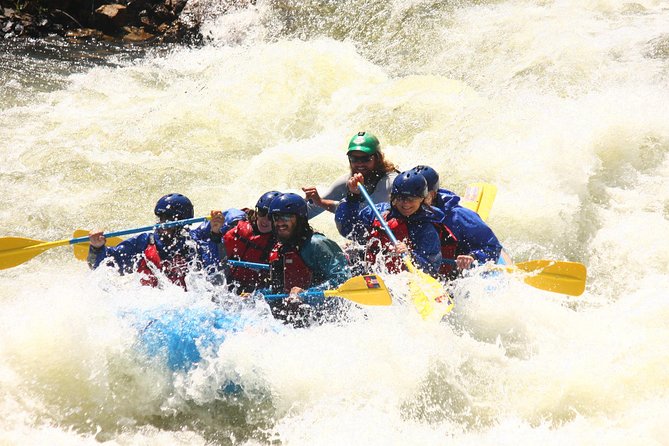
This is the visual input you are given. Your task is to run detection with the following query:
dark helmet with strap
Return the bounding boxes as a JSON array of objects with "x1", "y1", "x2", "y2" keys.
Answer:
[
  {"x1": 391, "y1": 170, "x2": 428, "y2": 198},
  {"x1": 347, "y1": 131, "x2": 380, "y2": 155},
  {"x1": 154, "y1": 193, "x2": 194, "y2": 221},
  {"x1": 412, "y1": 165, "x2": 440, "y2": 192},
  {"x1": 256, "y1": 191, "x2": 282, "y2": 213},
  {"x1": 268, "y1": 193, "x2": 308, "y2": 219}
]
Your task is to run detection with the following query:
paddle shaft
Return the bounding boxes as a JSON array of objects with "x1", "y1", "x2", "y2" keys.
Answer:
[
  {"x1": 228, "y1": 260, "x2": 270, "y2": 270},
  {"x1": 71, "y1": 217, "x2": 208, "y2": 245},
  {"x1": 358, "y1": 185, "x2": 400, "y2": 245},
  {"x1": 262, "y1": 290, "x2": 324, "y2": 301},
  {"x1": 262, "y1": 273, "x2": 392, "y2": 306},
  {"x1": 0, "y1": 216, "x2": 210, "y2": 270},
  {"x1": 358, "y1": 184, "x2": 420, "y2": 273}
]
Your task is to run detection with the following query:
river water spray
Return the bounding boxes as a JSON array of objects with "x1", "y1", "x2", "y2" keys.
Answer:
[{"x1": 1, "y1": 1, "x2": 668, "y2": 444}]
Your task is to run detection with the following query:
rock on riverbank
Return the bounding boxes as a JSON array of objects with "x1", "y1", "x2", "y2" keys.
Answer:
[{"x1": 0, "y1": 0, "x2": 253, "y2": 43}]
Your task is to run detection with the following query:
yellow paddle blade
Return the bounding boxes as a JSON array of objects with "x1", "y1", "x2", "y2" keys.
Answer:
[
  {"x1": 462, "y1": 182, "x2": 497, "y2": 222},
  {"x1": 500, "y1": 260, "x2": 587, "y2": 296},
  {"x1": 72, "y1": 230, "x2": 124, "y2": 261},
  {"x1": 323, "y1": 274, "x2": 392, "y2": 306},
  {"x1": 403, "y1": 257, "x2": 454, "y2": 321},
  {"x1": 0, "y1": 237, "x2": 68, "y2": 270}
]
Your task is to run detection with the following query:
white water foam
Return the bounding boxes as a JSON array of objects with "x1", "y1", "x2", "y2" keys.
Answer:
[{"x1": 1, "y1": 0, "x2": 669, "y2": 444}]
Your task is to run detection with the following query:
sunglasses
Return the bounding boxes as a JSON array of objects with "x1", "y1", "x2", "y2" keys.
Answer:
[
  {"x1": 271, "y1": 213, "x2": 296, "y2": 222},
  {"x1": 348, "y1": 154, "x2": 375, "y2": 163},
  {"x1": 393, "y1": 195, "x2": 422, "y2": 203},
  {"x1": 256, "y1": 208, "x2": 269, "y2": 218}
]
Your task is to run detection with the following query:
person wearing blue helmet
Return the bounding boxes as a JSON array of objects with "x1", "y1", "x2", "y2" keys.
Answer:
[
  {"x1": 191, "y1": 191, "x2": 282, "y2": 293},
  {"x1": 335, "y1": 170, "x2": 443, "y2": 276},
  {"x1": 88, "y1": 193, "x2": 226, "y2": 289},
  {"x1": 263, "y1": 192, "x2": 351, "y2": 327},
  {"x1": 412, "y1": 165, "x2": 502, "y2": 277},
  {"x1": 302, "y1": 131, "x2": 400, "y2": 219}
]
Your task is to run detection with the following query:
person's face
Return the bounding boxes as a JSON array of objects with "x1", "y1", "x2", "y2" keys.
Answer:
[
  {"x1": 255, "y1": 209, "x2": 273, "y2": 233},
  {"x1": 156, "y1": 217, "x2": 184, "y2": 246},
  {"x1": 392, "y1": 195, "x2": 423, "y2": 217},
  {"x1": 348, "y1": 151, "x2": 377, "y2": 175},
  {"x1": 271, "y1": 213, "x2": 298, "y2": 242}
]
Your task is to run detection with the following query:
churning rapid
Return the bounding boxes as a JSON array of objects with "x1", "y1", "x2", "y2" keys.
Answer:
[{"x1": 1, "y1": 0, "x2": 669, "y2": 444}]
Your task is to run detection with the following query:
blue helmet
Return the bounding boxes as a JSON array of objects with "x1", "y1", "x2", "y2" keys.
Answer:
[
  {"x1": 391, "y1": 170, "x2": 428, "y2": 198},
  {"x1": 154, "y1": 193, "x2": 194, "y2": 221},
  {"x1": 268, "y1": 193, "x2": 308, "y2": 219},
  {"x1": 255, "y1": 191, "x2": 282, "y2": 213},
  {"x1": 412, "y1": 165, "x2": 440, "y2": 192}
]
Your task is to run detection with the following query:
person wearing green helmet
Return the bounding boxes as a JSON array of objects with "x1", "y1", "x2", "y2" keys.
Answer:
[{"x1": 302, "y1": 131, "x2": 400, "y2": 219}]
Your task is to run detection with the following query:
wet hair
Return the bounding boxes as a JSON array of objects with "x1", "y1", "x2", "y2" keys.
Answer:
[
  {"x1": 375, "y1": 149, "x2": 399, "y2": 174},
  {"x1": 348, "y1": 140, "x2": 398, "y2": 176},
  {"x1": 296, "y1": 217, "x2": 314, "y2": 240}
]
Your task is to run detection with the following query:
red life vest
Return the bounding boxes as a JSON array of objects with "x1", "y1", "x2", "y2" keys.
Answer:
[
  {"x1": 268, "y1": 243, "x2": 314, "y2": 292},
  {"x1": 434, "y1": 223, "x2": 459, "y2": 277},
  {"x1": 136, "y1": 237, "x2": 188, "y2": 289},
  {"x1": 366, "y1": 212, "x2": 412, "y2": 273},
  {"x1": 224, "y1": 220, "x2": 274, "y2": 291}
]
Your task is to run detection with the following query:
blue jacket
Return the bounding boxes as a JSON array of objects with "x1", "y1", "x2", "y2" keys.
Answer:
[
  {"x1": 88, "y1": 229, "x2": 226, "y2": 282},
  {"x1": 434, "y1": 189, "x2": 502, "y2": 264},
  {"x1": 335, "y1": 199, "x2": 443, "y2": 275}
]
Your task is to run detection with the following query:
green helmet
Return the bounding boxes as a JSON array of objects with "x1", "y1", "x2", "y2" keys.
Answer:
[{"x1": 347, "y1": 131, "x2": 380, "y2": 155}]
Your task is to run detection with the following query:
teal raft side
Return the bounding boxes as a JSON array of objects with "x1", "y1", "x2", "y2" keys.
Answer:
[{"x1": 126, "y1": 307, "x2": 247, "y2": 371}]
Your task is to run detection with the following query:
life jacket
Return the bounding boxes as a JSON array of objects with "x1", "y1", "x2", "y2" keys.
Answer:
[
  {"x1": 268, "y1": 241, "x2": 314, "y2": 293},
  {"x1": 224, "y1": 220, "x2": 274, "y2": 292},
  {"x1": 136, "y1": 234, "x2": 188, "y2": 289},
  {"x1": 366, "y1": 212, "x2": 412, "y2": 273},
  {"x1": 434, "y1": 222, "x2": 459, "y2": 278}
]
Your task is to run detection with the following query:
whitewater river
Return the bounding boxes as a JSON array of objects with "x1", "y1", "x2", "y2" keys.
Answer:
[{"x1": 1, "y1": 1, "x2": 668, "y2": 444}]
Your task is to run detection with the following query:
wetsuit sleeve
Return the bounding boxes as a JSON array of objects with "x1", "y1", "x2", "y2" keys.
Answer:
[
  {"x1": 307, "y1": 173, "x2": 350, "y2": 219},
  {"x1": 300, "y1": 235, "x2": 352, "y2": 305},
  {"x1": 87, "y1": 233, "x2": 150, "y2": 273},
  {"x1": 449, "y1": 207, "x2": 502, "y2": 263},
  {"x1": 369, "y1": 171, "x2": 398, "y2": 205}
]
